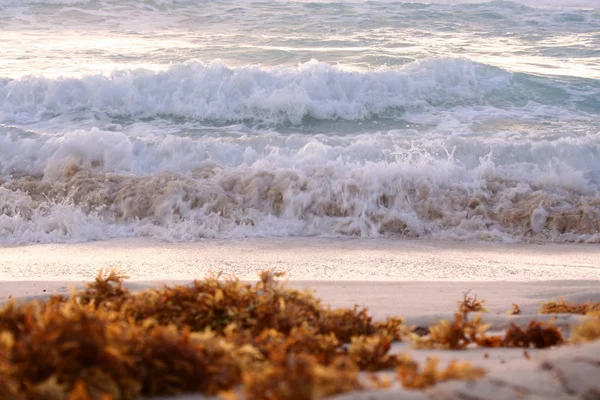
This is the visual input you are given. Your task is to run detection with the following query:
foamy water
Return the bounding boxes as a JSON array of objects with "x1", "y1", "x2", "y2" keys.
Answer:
[{"x1": 1, "y1": 0, "x2": 599, "y2": 244}]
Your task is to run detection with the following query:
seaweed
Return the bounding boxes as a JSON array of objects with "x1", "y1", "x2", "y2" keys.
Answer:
[
  {"x1": 411, "y1": 313, "x2": 473, "y2": 350},
  {"x1": 539, "y1": 298, "x2": 600, "y2": 315},
  {"x1": 411, "y1": 298, "x2": 562, "y2": 350},
  {"x1": 457, "y1": 291, "x2": 488, "y2": 316},
  {"x1": 242, "y1": 354, "x2": 361, "y2": 400},
  {"x1": 503, "y1": 321, "x2": 564, "y2": 349},
  {"x1": 412, "y1": 291, "x2": 499, "y2": 352},
  {"x1": 76, "y1": 269, "x2": 131, "y2": 309},
  {"x1": 0, "y1": 332, "x2": 22, "y2": 400},
  {"x1": 0, "y1": 270, "x2": 407, "y2": 399},
  {"x1": 347, "y1": 334, "x2": 397, "y2": 371},
  {"x1": 397, "y1": 357, "x2": 485, "y2": 389},
  {"x1": 0, "y1": 270, "x2": 594, "y2": 400},
  {"x1": 570, "y1": 316, "x2": 600, "y2": 344},
  {"x1": 507, "y1": 303, "x2": 521, "y2": 315}
]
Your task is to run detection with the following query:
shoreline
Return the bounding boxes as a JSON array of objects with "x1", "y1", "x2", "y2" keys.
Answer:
[
  {"x1": 1, "y1": 237, "x2": 600, "y2": 282},
  {"x1": 2, "y1": 236, "x2": 598, "y2": 330}
]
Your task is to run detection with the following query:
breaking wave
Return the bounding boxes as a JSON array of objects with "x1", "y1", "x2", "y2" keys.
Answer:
[
  {"x1": 1, "y1": 129, "x2": 599, "y2": 244},
  {"x1": 1, "y1": 58, "x2": 598, "y2": 244},
  {"x1": 1, "y1": 59, "x2": 597, "y2": 126}
]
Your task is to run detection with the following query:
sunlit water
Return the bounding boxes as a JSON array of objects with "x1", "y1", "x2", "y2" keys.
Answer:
[{"x1": 0, "y1": 0, "x2": 599, "y2": 244}]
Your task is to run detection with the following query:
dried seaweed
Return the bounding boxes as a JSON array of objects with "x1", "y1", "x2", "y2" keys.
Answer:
[
  {"x1": 503, "y1": 321, "x2": 564, "y2": 348},
  {"x1": 411, "y1": 313, "x2": 471, "y2": 350},
  {"x1": 411, "y1": 289, "x2": 575, "y2": 351},
  {"x1": 373, "y1": 317, "x2": 409, "y2": 341},
  {"x1": 0, "y1": 270, "x2": 592, "y2": 400},
  {"x1": 76, "y1": 269, "x2": 132, "y2": 310},
  {"x1": 0, "y1": 332, "x2": 22, "y2": 400},
  {"x1": 539, "y1": 298, "x2": 600, "y2": 315},
  {"x1": 457, "y1": 291, "x2": 487, "y2": 317},
  {"x1": 397, "y1": 357, "x2": 485, "y2": 389},
  {"x1": 242, "y1": 354, "x2": 361, "y2": 400},
  {"x1": 411, "y1": 299, "x2": 565, "y2": 350},
  {"x1": 347, "y1": 334, "x2": 397, "y2": 371},
  {"x1": 507, "y1": 303, "x2": 521, "y2": 315},
  {"x1": 0, "y1": 270, "x2": 408, "y2": 399},
  {"x1": 8, "y1": 302, "x2": 138, "y2": 400},
  {"x1": 411, "y1": 292, "x2": 495, "y2": 350},
  {"x1": 411, "y1": 312, "x2": 494, "y2": 350},
  {"x1": 570, "y1": 316, "x2": 600, "y2": 343}
]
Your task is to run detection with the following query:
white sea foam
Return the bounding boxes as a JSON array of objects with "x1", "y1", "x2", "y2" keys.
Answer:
[
  {"x1": 1, "y1": 0, "x2": 599, "y2": 246},
  {"x1": 0, "y1": 125, "x2": 599, "y2": 244},
  {"x1": 1, "y1": 59, "x2": 596, "y2": 127},
  {"x1": 0, "y1": 59, "x2": 501, "y2": 124},
  {"x1": 0, "y1": 60, "x2": 598, "y2": 245},
  {"x1": 1, "y1": 126, "x2": 599, "y2": 179}
]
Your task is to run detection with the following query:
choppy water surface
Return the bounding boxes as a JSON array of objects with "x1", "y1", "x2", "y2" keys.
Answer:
[{"x1": 1, "y1": 0, "x2": 599, "y2": 244}]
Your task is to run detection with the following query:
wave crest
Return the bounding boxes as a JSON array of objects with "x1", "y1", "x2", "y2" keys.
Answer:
[{"x1": 0, "y1": 58, "x2": 559, "y2": 125}]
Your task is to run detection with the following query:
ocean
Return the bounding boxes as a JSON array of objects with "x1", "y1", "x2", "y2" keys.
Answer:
[{"x1": 1, "y1": 0, "x2": 599, "y2": 245}]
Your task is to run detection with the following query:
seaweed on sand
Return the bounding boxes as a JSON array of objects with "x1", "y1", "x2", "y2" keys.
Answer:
[
  {"x1": 410, "y1": 312, "x2": 490, "y2": 350},
  {"x1": 0, "y1": 332, "x2": 22, "y2": 400},
  {"x1": 397, "y1": 357, "x2": 485, "y2": 389},
  {"x1": 503, "y1": 321, "x2": 564, "y2": 349},
  {"x1": 0, "y1": 270, "x2": 408, "y2": 399},
  {"x1": 0, "y1": 271, "x2": 595, "y2": 399},
  {"x1": 507, "y1": 303, "x2": 521, "y2": 315},
  {"x1": 411, "y1": 296, "x2": 563, "y2": 350},
  {"x1": 540, "y1": 298, "x2": 600, "y2": 315},
  {"x1": 570, "y1": 316, "x2": 600, "y2": 344},
  {"x1": 457, "y1": 291, "x2": 488, "y2": 316},
  {"x1": 241, "y1": 354, "x2": 361, "y2": 400},
  {"x1": 411, "y1": 293, "x2": 497, "y2": 350}
]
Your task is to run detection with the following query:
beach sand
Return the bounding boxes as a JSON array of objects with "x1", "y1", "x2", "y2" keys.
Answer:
[
  {"x1": 1, "y1": 237, "x2": 599, "y2": 399},
  {"x1": 2, "y1": 237, "x2": 600, "y2": 282}
]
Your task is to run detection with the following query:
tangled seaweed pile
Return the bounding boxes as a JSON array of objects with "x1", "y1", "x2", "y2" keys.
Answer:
[
  {"x1": 411, "y1": 295, "x2": 565, "y2": 350},
  {"x1": 540, "y1": 298, "x2": 600, "y2": 315},
  {"x1": 0, "y1": 271, "x2": 598, "y2": 400}
]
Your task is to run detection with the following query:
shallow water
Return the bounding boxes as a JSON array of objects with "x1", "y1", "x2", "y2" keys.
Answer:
[{"x1": 1, "y1": 0, "x2": 599, "y2": 244}]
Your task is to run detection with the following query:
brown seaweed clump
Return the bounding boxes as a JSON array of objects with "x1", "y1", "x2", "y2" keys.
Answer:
[
  {"x1": 0, "y1": 332, "x2": 22, "y2": 400},
  {"x1": 242, "y1": 354, "x2": 361, "y2": 400},
  {"x1": 503, "y1": 321, "x2": 564, "y2": 349},
  {"x1": 397, "y1": 357, "x2": 485, "y2": 389},
  {"x1": 411, "y1": 299, "x2": 563, "y2": 350},
  {"x1": 570, "y1": 316, "x2": 600, "y2": 344},
  {"x1": 457, "y1": 291, "x2": 488, "y2": 316},
  {"x1": 539, "y1": 298, "x2": 600, "y2": 315},
  {"x1": 0, "y1": 269, "x2": 413, "y2": 400},
  {"x1": 507, "y1": 303, "x2": 521, "y2": 315},
  {"x1": 1, "y1": 270, "x2": 597, "y2": 400},
  {"x1": 411, "y1": 312, "x2": 491, "y2": 350}
]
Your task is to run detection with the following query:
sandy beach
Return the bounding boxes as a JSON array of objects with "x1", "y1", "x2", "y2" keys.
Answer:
[
  {"x1": 3, "y1": 0, "x2": 599, "y2": 397},
  {"x1": 2, "y1": 237, "x2": 600, "y2": 282},
  {"x1": 2, "y1": 237, "x2": 599, "y2": 324},
  {"x1": 1, "y1": 238, "x2": 599, "y2": 399}
]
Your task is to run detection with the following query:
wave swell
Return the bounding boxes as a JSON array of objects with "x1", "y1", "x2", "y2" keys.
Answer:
[{"x1": 2, "y1": 59, "x2": 594, "y2": 126}]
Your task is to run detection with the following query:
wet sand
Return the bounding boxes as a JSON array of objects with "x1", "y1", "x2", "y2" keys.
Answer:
[{"x1": 1, "y1": 237, "x2": 600, "y2": 282}]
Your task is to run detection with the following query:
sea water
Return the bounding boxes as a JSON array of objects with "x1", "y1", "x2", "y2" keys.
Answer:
[{"x1": 0, "y1": 0, "x2": 599, "y2": 244}]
